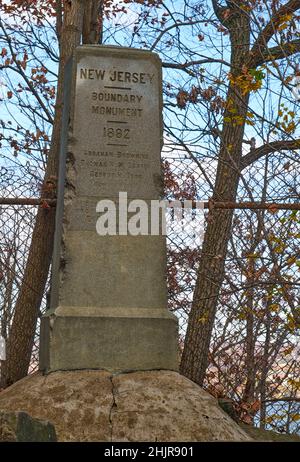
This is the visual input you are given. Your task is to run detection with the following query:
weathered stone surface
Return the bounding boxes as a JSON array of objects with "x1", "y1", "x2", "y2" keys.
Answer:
[
  {"x1": 0, "y1": 370, "x2": 113, "y2": 441},
  {"x1": 40, "y1": 45, "x2": 178, "y2": 373},
  {"x1": 0, "y1": 410, "x2": 56, "y2": 442},
  {"x1": 111, "y1": 371, "x2": 252, "y2": 442},
  {"x1": 40, "y1": 311, "x2": 179, "y2": 372},
  {"x1": 0, "y1": 370, "x2": 252, "y2": 442}
]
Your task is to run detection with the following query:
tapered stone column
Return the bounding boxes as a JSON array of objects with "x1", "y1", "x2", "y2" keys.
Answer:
[{"x1": 39, "y1": 45, "x2": 178, "y2": 373}]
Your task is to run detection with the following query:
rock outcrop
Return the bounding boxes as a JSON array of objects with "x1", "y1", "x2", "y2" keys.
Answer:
[{"x1": 0, "y1": 370, "x2": 251, "y2": 442}]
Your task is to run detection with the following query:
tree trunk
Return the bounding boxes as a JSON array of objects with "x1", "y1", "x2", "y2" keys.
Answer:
[
  {"x1": 242, "y1": 258, "x2": 256, "y2": 416},
  {"x1": 82, "y1": 0, "x2": 103, "y2": 44},
  {"x1": 1, "y1": 0, "x2": 84, "y2": 388},
  {"x1": 180, "y1": 7, "x2": 251, "y2": 386}
]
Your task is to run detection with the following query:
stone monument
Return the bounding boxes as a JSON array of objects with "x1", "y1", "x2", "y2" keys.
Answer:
[
  {"x1": 39, "y1": 45, "x2": 179, "y2": 373},
  {"x1": 0, "y1": 45, "x2": 254, "y2": 443}
]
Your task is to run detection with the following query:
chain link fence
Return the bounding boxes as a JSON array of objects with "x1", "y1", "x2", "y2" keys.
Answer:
[
  {"x1": 0, "y1": 165, "x2": 47, "y2": 375},
  {"x1": 0, "y1": 147, "x2": 299, "y2": 434},
  {"x1": 164, "y1": 145, "x2": 300, "y2": 434}
]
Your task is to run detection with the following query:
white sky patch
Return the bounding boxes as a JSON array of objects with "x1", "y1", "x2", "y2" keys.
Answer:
[
  {"x1": 0, "y1": 77, "x2": 7, "y2": 100},
  {"x1": 292, "y1": 75, "x2": 300, "y2": 101},
  {"x1": 0, "y1": 335, "x2": 6, "y2": 361}
]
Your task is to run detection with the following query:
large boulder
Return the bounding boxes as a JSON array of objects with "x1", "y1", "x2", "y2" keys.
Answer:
[{"x1": 0, "y1": 370, "x2": 251, "y2": 442}]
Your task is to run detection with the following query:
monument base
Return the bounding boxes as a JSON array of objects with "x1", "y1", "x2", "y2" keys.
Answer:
[{"x1": 39, "y1": 307, "x2": 179, "y2": 373}]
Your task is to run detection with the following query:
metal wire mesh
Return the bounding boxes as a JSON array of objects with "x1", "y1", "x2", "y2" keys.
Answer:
[
  {"x1": 165, "y1": 149, "x2": 300, "y2": 434},
  {"x1": 0, "y1": 150, "x2": 299, "y2": 434},
  {"x1": 0, "y1": 166, "x2": 47, "y2": 377}
]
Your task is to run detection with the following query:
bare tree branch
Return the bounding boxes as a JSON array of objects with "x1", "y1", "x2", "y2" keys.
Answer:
[
  {"x1": 241, "y1": 139, "x2": 300, "y2": 169},
  {"x1": 162, "y1": 58, "x2": 230, "y2": 71},
  {"x1": 0, "y1": 22, "x2": 54, "y2": 125},
  {"x1": 256, "y1": 38, "x2": 300, "y2": 66},
  {"x1": 251, "y1": 0, "x2": 300, "y2": 66},
  {"x1": 150, "y1": 20, "x2": 208, "y2": 51},
  {"x1": 212, "y1": 0, "x2": 227, "y2": 24}
]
